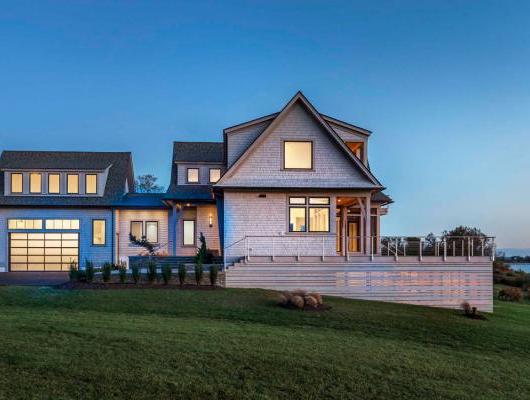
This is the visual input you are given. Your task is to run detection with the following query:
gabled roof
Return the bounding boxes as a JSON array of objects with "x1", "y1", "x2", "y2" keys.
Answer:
[
  {"x1": 172, "y1": 142, "x2": 224, "y2": 163},
  {"x1": 0, "y1": 151, "x2": 135, "y2": 207},
  {"x1": 217, "y1": 91, "x2": 383, "y2": 189}
]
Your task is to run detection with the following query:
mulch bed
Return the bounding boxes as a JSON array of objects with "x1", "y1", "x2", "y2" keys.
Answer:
[
  {"x1": 56, "y1": 282, "x2": 222, "y2": 290},
  {"x1": 279, "y1": 303, "x2": 332, "y2": 312}
]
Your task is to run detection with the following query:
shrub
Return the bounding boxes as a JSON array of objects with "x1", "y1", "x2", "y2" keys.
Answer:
[
  {"x1": 147, "y1": 261, "x2": 158, "y2": 283},
  {"x1": 308, "y1": 292, "x2": 322, "y2": 305},
  {"x1": 195, "y1": 262, "x2": 204, "y2": 286},
  {"x1": 85, "y1": 260, "x2": 94, "y2": 283},
  {"x1": 68, "y1": 263, "x2": 78, "y2": 281},
  {"x1": 209, "y1": 265, "x2": 218, "y2": 286},
  {"x1": 461, "y1": 301, "x2": 472, "y2": 315},
  {"x1": 291, "y1": 295, "x2": 305, "y2": 309},
  {"x1": 131, "y1": 264, "x2": 140, "y2": 284},
  {"x1": 162, "y1": 265, "x2": 172, "y2": 285},
  {"x1": 102, "y1": 263, "x2": 112, "y2": 283},
  {"x1": 178, "y1": 264, "x2": 186, "y2": 286},
  {"x1": 277, "y1": 294, "x2": 289, "y2": 306},
  {"x1": 196, "y1": 233, "x2": 207, "y2": 264},
  {"x1": 304, "y1": 295, "x2": 318, "y2": 308},
  {"x1": 498, "y1": 287, "x2": 523, "y2": 302},
  {"x1": 118, "y1": 264, "x2": 127, "y2": 284}
]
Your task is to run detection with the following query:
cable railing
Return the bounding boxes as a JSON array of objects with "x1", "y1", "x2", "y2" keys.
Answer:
[{"x1": 224, "y1": 234, "x2": 496, "y2": 262}]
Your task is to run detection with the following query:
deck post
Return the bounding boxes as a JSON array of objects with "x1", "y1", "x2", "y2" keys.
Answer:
[
  {"x1": 443, "y1": 239, "x2": 447, "y2": 261},
  {"x1": 271, "y1": 236, "x2": 275, "y2": 262},
  {"x1": 321, "y1": 235, "x2": 325, "y2": 261},
  {"x1": 365, "y1": 194, "x2": 371, "y2": 256},
  {"x1": 419, "y1": 238, "x2": 423, "y2": 261}
]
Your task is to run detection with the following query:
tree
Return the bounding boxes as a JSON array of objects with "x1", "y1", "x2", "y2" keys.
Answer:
[
  {"x1": 195, "y1": 232, "x2": 208, "y2": 264},
  {"x1": 135, "y1": 174, "x2": 164, "y2": 193}
]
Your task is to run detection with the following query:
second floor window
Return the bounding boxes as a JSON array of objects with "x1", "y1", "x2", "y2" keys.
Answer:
[
  {"x1": 67, "y1": 174, "x2": 79, "y2": 194},
  {"x1": 209, "y1": 168, "x2": 221, "y2": 183},
  {"x1": 346, "y1": 142, "x2": 364, "y2": 162},
  {"x1": 85, "y1": 174, "x2": 97, "y2": 194},
  {"x1": 187, "y1": 168, "x2": 199, "y2": 183},
  {"x1": 48, "y1": 174, "x2": 60, "y2": 194},
  {"x1": 11, "y1": 173, "x2": 23, "y2": 193},
  {"x1": 30, "y1": 173, "x2": 42, "y2": 193},
  {"x1": 283, "y1": 141, "x2": 313, "y2": 170}
]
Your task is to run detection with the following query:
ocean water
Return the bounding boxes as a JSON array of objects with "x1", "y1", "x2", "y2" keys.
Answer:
[{"x1": 509, "y1": 263, "x2": 530, "y2": 273}]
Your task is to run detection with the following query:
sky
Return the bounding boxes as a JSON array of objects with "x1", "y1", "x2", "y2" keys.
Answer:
[{"x1": 0, "y1": 1, "x2": 529, "y2": 248}]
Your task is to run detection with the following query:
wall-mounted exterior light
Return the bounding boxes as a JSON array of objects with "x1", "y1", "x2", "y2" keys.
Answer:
[{"x1": 209, "y1": 214, "x2": 213, "y2": 228}]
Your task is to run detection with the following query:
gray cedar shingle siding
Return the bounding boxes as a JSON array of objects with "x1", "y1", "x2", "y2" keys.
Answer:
[
  {"x1": 218, "y1": 103, "x2": 377, "y2": 188},
  {"x1": 226, "y1": 119, "x2": 273, "y2": 168},
  {"x1": 0, "y1": 151, "x2": 134, "y2": 207}
]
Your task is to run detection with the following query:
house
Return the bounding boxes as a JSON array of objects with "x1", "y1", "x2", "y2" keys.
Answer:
[{"x1": 0, "y1": 91, "x2": 493, "y2": 312}]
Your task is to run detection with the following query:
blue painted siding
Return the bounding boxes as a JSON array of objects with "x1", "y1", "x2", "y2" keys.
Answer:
[{"x1": 0, "y1": 208, "x2": 113, "y2": 271}]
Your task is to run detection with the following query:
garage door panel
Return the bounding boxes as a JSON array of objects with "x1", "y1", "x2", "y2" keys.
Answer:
[{"x1": 9, "y1": 232, "x2": 79, "y2": 272}]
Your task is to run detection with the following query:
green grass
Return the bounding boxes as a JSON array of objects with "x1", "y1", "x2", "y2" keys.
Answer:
[{"x1": 0, "y1": 287, "x2": 529, "y2": 400}]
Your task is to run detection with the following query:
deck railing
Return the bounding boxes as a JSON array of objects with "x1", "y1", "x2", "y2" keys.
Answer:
[{"x1": 224, "y1": 235, "x2": 496, "y2": 263}]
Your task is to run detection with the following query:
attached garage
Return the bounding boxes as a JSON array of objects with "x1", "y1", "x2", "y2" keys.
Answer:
[{"x1": 9, "y1": 232, "x2": 79, "y2": 272}]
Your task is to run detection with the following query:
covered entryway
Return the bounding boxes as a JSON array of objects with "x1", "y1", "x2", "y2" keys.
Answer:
[{"x1": 9, "y1": 233, "x2": 79, "y2": 271}]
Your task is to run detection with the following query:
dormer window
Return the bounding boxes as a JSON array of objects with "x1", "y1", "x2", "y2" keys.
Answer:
[
  {"x1": 209, "y1": 168, "x2": 221, "y2": 183},
  {"x1": 85, "y1": 174, "x2": 97, "y2": 194},
  {"x1": 187, "y1": 168, "x2": 199, "y2": 183},
  {"x1": 48, "y1": 174, "x2": 60, "y2": 194},
  {"x1": 67, "y1": 174, "x2": 79, "y2": 194},
  {"x1": 346, "y1": 142, "x2": 364, "y2": 162},
  {"x1": 283, "y1": 141, "x2": 313, "y2": 170},
  {"x1": 11, "y1": 173, "x2": 23, "y2": 194},
  {"x1": 29, "y1": 173, "x2": 42, "y2": 193}
]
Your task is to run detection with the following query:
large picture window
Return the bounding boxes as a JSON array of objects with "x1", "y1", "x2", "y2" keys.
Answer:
[
  {"x1": 183, "y1": 220, "x2": 195, "y2": 246},
  {"x1": 145, "y1": 221, "x2": 158, "y2": 243},
  {"x1": 48, "y1": 174, "x2": 60, "y2": 194},
  {"x1": 130, "y1": 221, "x2": 143, "y2": 241},
  {"x1": 283, "y1": 141, "x2": 313, "y2": 170},
  {"x1": 11, "y1": 173, "x2": 23, "y2": 193},
  {"x1": 288, "y1": 196, "x2": 330, "y2": 233},
  {"x1": 92, "y1": 220, "x2": 106, "y2": 245},
  {"x1": 30, "y1": 173, "x2": 42, "y2": 193}
]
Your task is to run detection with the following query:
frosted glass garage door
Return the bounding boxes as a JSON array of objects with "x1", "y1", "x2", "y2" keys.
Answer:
[{"x1": 9, "y1": 233, "x2": 79, "y2": 271}]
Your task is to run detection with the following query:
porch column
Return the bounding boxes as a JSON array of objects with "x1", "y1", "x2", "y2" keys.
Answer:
[
  {"x1": 171, "y1": 203, "x2": 179, "y2": 256},
  {"x1": 365, "y1": 194, "x2": 371, "y2": 256},
  {"x1": 341, "y1": 205, "x2": 347, "y2": 257}
]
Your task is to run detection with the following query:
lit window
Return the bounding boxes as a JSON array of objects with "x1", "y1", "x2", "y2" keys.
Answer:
[
  {"x1": 48, "y1": 174, "x2": 60, "y2": 194},
  {"x1": 183, "y1": 220, "x2": 195, "y2": 246},
  {"x1": 8, "y1": 219, "x2": 43, "y2": 230},
  {"x1": 309, "y1": 197, "x2": 330, "y2": 205},
  {"x1": 30, "y1": 173, "x2": 42, "y2": 193},
  {"x1": 187, "y1": 168, "x2": 199, "y2": 183},
  {"x1": 92, "y1": 220, "x2": 106, "y2": 245},
  {"x1": 289, "y1": 208, "x2": 306, "y2": 232},
  {"x1": 45, "y1": 219, "x2": 80, "y2": 230},
  {"x1": 67, "y1": 174, "x2": 79, "y2": 194},
  {"x1": 11, "y1": 173, "x2": 23, "y2": 193},
  {"x1": 85, "y1": 174, "x2": 97, "y2": 194},
  {"x1": 209, "y1": 168, "x2": 221, "y2": 183},
  {"x1": 346, "y1": 142, "x2": 364, "y2": 161},
  {"x1": 289, "y1": 197, "x2": 306, "y2": 205},
  {"x1": 309, "y1": 208, "x2": 330, "y2": 232},
  {"x1": 130, "y1": 221, "x2": 143, "y2": 241},
  {"x1": 283, "y1": 141, "x2": 312, "y2": 169},
  {"x1": 146, "y1": 221, "x2": 158, "y2": 243}
]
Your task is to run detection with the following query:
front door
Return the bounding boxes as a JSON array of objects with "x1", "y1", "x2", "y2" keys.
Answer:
[{"x1": 347, "y1": 220, "x2": 360, "y2": 252}]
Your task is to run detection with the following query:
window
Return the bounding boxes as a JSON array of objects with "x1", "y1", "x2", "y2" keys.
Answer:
[
  {"x1": 289, "y1": 208, "x2": 306, "y2": 232},
  {"x1": 346, "y1": 142, "x2": 364, "y2": 161},
  {"x1": 130, "y1": 221, "x2": 143, "y2": 241},
  {"x1": 209, "y1": 168, "x2": 221, "y2": 183},
  {"x1": 67, "y1": 174, "x2": 79, "y2": 194},
  {"x1": 48, "y1": 174, "x2": 60, "y2": 194},
  {"x1": 283, "y1": 141, "x2": 312, "y2": 170},
  {"x1": 45, "y1": 219, "x2": 80, "y2": 230},
  {"x1": 183, "y1": 220, "x2": 195, "y2": 246},
  {"x1": 29, "y1": 173, "x2": 42, "y2": 193},
  {"x1": 309, "y1": 208, "x2": 330, "y2": 232},
  {"x1": 287, "y1": 196, "x2": 330, "y2": 233},
  {"x1": 92, "y1": 220, "x2": 106, "y2": 245},
  {"x1": 85, "y1": 174, "x2": 97, "y2": 194},
  {"x1": 145, "y1": 221, "x2": 158, "y2": 243},
  {"x1": 11, "y1": 173, "x2": 23, "y2": 193},
  {"x1": 187, "y1": 168, "x2": 199, "y2": 183},
  {"x1": 8, "y1": 219, "x2": 43, "y2": 230}
]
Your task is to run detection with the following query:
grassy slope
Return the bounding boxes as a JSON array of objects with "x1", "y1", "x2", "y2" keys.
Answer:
[{"x1": 0, "y1": 287, "x2": 529, "y2": 400}]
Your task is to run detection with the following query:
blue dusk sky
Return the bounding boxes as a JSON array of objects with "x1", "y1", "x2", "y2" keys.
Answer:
[{"x1": 0, "y1": 1, "x2": 529, "y2": 247}]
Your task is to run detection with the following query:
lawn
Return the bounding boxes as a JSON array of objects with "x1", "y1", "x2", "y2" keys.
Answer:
[{"x1": 0, "y1": 286, "x2": 529, "y2": 400}]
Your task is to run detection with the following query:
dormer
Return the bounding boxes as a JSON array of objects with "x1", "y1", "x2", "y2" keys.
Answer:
[{"x1": 169, "y1": 142, "x2": 225, "y2": 187}]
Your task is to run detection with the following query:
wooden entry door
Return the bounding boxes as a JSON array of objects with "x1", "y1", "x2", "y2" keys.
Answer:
[{"x1": 347, "y1": 221, "x2": 360, "y2": 252}]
